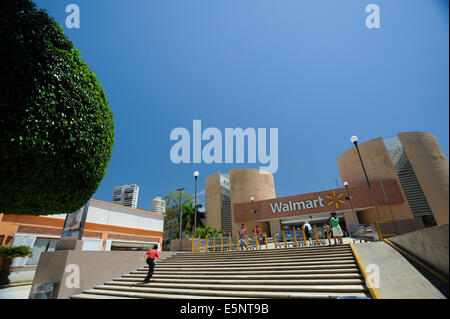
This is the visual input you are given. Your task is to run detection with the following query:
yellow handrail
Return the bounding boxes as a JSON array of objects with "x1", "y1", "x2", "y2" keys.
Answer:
[
  {"x1": 198, "y1": 235, "x2": 201, "y2": 252},
  {"x1": 220, "y1": 234, "x2": 223, "y2": 252},
  {"x1": 236, "y1": 234, "x2": 239, "y2": 251},
  {"x1": 327, "y1": 227, "x2": 332, "y2": 245},
  {"x1": 282, "y1": 229, "x2": 287, "y2": 248},
  {"x1": 228, "y1": 232, "x2": 232, "y2": 251},
  {"x1": 213, "y1": 235, "x2": 216, "y2": 252},
  {"x1": 314, "y1": 225, "x2": 320, "y2": 246},
  {"x1": 301, "y1": 226, "x2": 307, "y2": 246},
  {"x1": 205, "y1": 235, "x2": 208, "y2": 252},
  {"x1": 191, "y1": 236, "x2": 194, "y2": 252},
  {"x1": 264, "y1": 232, "x2": 268, "y2": 249},
  {"x1": 274, "y1": 232, "x2": 278, "y2": 248},
  {"x1": 375, "y1": 221, "x2": 397, "y2": 241},
  {"x1": 255, "y1": 230, "x2": 259, "y2": 250},
  {"x1": 293, "y1": 227, "x2": 298, "y2": 248},
  {"x1": 246, "y1": 232, "x2": 249, "y2": 250}
]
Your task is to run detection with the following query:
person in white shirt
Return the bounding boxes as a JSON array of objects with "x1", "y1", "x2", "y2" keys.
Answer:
[{"x1": 303, "y1": 221, "x2": 313, "y2": 246}]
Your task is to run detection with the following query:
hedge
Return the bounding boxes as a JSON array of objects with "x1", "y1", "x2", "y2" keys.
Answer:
[
  {"x1": 0, "y1": 246, "x2": 33, "y2": 259},
  {"x1": 0, "y1": 0, "x2": 114, "y2": 215}
]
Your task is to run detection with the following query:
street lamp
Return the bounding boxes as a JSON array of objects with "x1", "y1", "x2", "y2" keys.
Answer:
[
  {"x1": 193, "y1": 171, "x2": 199, "y2": 238},
  {"x1": 343, "y1": 181, "x2": 357, "y2": 235},
  {"x1": 176, "y1": 187, "x2": 184, "y2": 239},
  {"x1": 250, "y1": 196, "x2": 258, "y2": 248},
  {"x1": 350, "y1": 136, "x2": 381, "y2": 221}
]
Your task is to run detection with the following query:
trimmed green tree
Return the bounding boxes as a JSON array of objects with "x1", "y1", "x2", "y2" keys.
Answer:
[
  {"x1": 0, "y1": 0, "x2": 114, "y2": 215},
  {"x1": 0, "y1": 246, "x2": 33, "y2": 285}
]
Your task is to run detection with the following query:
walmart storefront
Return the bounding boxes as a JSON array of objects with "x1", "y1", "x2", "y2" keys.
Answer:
[{"x1": 205, "y1": 132, "x2": 448, "y2": 237}]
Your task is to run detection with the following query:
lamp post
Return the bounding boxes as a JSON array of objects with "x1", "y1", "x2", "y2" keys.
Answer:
[
  {"x1": 193, "y1": 171, "x2": 199, "y2": 238},
  {"x1": 176, "y1": 187, "x2": 184, "y2": 239},
  {"x1": 343, "y1": 181, "x2": 357, "y2": 236},
  {"x1": 250, "y1": 196, "x2": 258, "y2": 248},
  {"x1": 350, "y1": 136, "x2": 381, "y2": 221},
  {"x1": 250, "y1": 196, "x2": 257, "y2": 231}
]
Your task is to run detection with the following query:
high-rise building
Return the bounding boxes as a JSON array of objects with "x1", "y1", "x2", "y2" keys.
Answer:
[
  {"x1": 112, "y1": 184, "x2": 139, "y2": 208},
  {"x1": 152, "y1": 197, "x2": 166, "y2": 214}
]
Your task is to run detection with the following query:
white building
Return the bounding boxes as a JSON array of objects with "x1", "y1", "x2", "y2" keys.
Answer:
[
  {"x1": 152, "y1": 197, "x2": 166, "y2": 214},
  {"x1": 1, "y1": 199, "x2": 165, "y2": 283},
  {"x1": 112, "y1": 184, "x2": 139, "y2": 208}
]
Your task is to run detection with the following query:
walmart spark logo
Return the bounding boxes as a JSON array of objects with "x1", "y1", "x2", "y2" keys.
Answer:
[{"x1": 326, "y1": 191, "x2": 346, "y2": 209}]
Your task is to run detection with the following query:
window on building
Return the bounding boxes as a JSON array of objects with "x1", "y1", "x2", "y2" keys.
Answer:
[{"x1": 25, "y1": 238, "x2": 59, "y2": 266}]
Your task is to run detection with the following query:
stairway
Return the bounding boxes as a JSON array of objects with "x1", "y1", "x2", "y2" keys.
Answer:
[{"x1": 71, "y1": 244, "x2": 370, "y2": 299}]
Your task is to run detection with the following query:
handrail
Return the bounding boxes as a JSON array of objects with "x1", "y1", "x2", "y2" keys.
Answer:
[
  {"x1": 293, "y1": 227, "x2": 298, "y2": 247},
  {"x1": 384, "y1": 239, "x2": 449, "y2": 285},
  {"x1": 375, "y1": 221, "x2": 397, "y2": 241},
  {"x1": 274, "y1": 232, "x2": 278, "y2": 248},
  {"x1": 264, "y1": 232, "x2": 268, "y2": 249},
  {"x1": 282, "y1": 230, "x2": 287, "y2": 248},
  {"x1": 301, "y1": 226, "x2": 307, "y2": 246},
  {"x1": 314, "y1": 225, "x2": 319, "y2": 246}
]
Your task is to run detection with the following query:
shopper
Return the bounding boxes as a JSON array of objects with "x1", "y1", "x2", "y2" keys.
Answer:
[
  {"x1": 330, "y1": 213, "x2": 344, "y2": 245},
  {"x1": 141, "y1": 244, "x2": 162, "y2": 283},
  {"x1": 303, "y1": 221, "x2": 313, "y2": 246},
  {"x1": 255, "y1": 225, "x2": 263, "y2": 247},
  {"x1": 238, "y1": 224, "x2": 247, "y2": 250}
]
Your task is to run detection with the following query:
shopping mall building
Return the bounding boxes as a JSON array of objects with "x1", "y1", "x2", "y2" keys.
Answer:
[{"x1": 205, "y1": 132, "x2": 449, "y2": 236}]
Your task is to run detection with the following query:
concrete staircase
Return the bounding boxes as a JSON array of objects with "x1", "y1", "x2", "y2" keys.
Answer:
[{"x1": 71, "y1": 244, "x2": 370, "y2": 299}]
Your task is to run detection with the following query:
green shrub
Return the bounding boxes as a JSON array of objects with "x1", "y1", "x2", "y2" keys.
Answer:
[
  {"x1": 0, "y1": 246, "x2": 33, "y2": 259},
  {"x1": 0, "y1": 0, "x2": 114, "y2": 215}
]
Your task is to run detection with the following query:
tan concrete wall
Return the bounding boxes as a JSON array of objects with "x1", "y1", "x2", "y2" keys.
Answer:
[
  {"x1": 389, "y1": 224, "x2": 449, "y2": 278},
  {"x1": 30, "y1": 250, "x2": 179, "y2": 299},
  {"x1": 229, "y1": 169, "x2": 276, "y2": 234},
  {"x1": 398, "y1": 132, "x2": 449, "y2": 225},
  {"x1": 337, "y1": 137, "x2": 414, "y2": 225},
  {"x1": 205, "y1": 172, "x2": 222, "y2": 231}
]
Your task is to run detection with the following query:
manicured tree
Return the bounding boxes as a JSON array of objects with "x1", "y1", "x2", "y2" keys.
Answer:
[
  {"x1": 0, "y1": 0, "x2": 114, "y2": 216},
  {"x1": 0, "y1": 246, "x2": 33, "y2": 285}
]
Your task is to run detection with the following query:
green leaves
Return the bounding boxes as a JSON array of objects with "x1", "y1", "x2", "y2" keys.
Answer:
[
  {"x1": 0, "y1": 246, "x2": 33, "y2": 259},
  {"x1": 0, "y1": 0, "x2": 114, "y2": 216}
]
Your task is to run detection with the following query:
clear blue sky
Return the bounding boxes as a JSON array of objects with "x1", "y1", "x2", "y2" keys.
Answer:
[{"x1": 35, "y1": 0, "x2": 449, "y2": 211}]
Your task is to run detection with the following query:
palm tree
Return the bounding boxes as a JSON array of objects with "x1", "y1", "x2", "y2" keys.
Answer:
[{"x1": 182, "y1": 200, "x2": 204, "y2": 237}]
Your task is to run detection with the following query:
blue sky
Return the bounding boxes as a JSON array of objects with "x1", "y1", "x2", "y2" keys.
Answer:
[{"x1": 35, "y1": 0, "x2": 449, "y2": 211}]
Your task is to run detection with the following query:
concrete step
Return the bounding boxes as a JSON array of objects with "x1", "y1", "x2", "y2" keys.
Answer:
[
  {"x1": 110, "y1": 278, "x2": 365, "y2": 286},
  {"x1": 102, "y1": 282, "x2": 367, "y2": 293},
  {"x1": 70, "y1": 293, "x2": 137, "y2": 299},
  {"x1": 130, "y1": 267, "x2": 361, "y2": 276},
  {"x1": 135, "y1": 263, "x2": 359, "y2": 273},
  {"x1": 73, "y1": 289, "x2": 235, "y2": 299},
  {"x1": 90, "y1": 284, "x2": 369, "y2": 298},
  {"x1": 150, "y1": 258, "x2": 356, "y2": 269},
  {"x1": 172, "y1": 247, "x2": 352, "y2": 259},
  {"x1": 120, "y1": 272, "x2": 364, "y2": 280},
  {"x1": 157, "y1": 254, "x2": 355, "y2": 265}
]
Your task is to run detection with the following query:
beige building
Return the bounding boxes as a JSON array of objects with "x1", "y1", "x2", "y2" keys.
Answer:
[
  {"x1": 337, "y1": 131, "x2": 448, "y2": 227},
  {"x1": 206, "y1": 169, "x2": 276, "y2": 235}
]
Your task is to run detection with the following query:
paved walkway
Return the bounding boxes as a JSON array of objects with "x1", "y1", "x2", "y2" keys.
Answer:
[
  {"x1": 0, "y1": 285, "x2": 31, "y2": 299},
  {"x1": 354, "y1": 241, "x2": 448, "y2": 299}
]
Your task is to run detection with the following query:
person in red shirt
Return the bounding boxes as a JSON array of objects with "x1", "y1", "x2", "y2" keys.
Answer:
[
  {"x1": 238, "y1": 224, "x2": 247, "y2": 250},
  {"x1": 140, "y1": 245, "x2": 162, "y2": 283}
]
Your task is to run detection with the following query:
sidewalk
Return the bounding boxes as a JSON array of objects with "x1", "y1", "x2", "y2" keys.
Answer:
[{"x1": 0, "y1": 285, "x2": 31, "y2": 299}]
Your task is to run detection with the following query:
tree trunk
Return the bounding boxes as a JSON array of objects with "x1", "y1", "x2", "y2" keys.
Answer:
[{"x1": 0, "y1": 258, "x2": 12, "y2": 285}]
